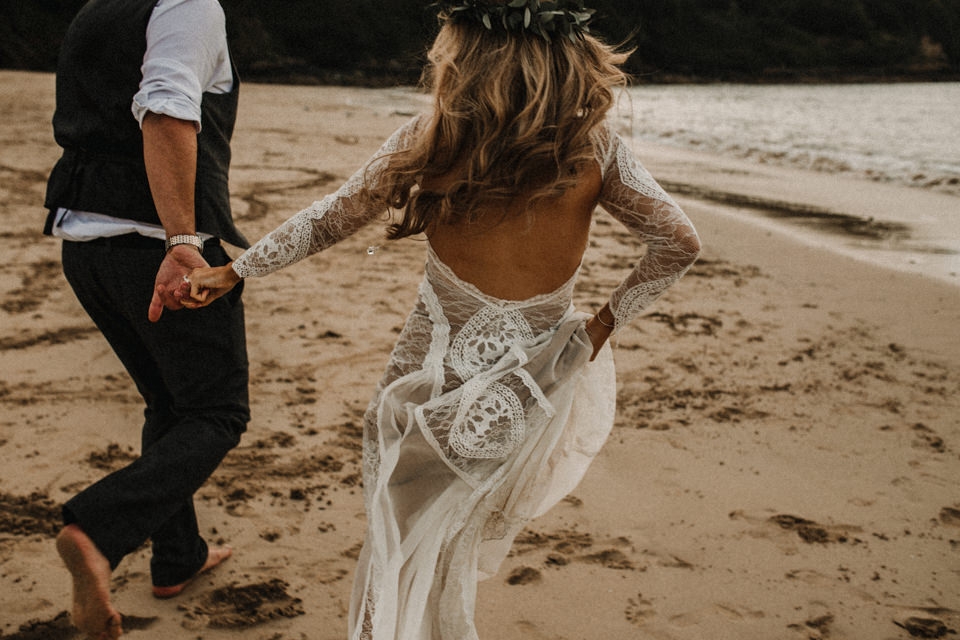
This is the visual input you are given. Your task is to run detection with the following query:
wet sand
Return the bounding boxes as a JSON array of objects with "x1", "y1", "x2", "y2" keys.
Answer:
[{"x1": 1, "y1": 70, "x2": 958, "y2": 639}]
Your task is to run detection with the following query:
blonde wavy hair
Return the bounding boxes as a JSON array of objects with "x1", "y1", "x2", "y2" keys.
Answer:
[{"x1": 374, "y1": 15, "x2": 631, "y2": 240}]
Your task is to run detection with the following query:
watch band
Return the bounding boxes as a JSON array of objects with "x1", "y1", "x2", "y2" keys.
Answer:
[{"x1": 165, "y1": 234, "x2": 204, "y2": 253}]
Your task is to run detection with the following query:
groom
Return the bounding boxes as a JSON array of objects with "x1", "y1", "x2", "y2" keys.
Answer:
[{"x1": 43, "y1": 0, "x2": 250, "y2": 637}]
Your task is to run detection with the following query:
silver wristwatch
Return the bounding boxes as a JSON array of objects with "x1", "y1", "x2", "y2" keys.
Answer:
[{"x1": 165, "y1": 234, "x2": 204, "y2": 253}]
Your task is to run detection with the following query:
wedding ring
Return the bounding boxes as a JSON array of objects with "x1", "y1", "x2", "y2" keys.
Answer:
[{"x1": 182, "y1": 275, "x2": 191, "y2": 283}]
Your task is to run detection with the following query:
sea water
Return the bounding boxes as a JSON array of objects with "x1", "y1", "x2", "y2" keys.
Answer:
[
  {"x1": 620, "y1": 82, "x2": 960, "y2": 285},
  {"x1": 623, "y1": 83, "x2": 960, "y2": 196}
]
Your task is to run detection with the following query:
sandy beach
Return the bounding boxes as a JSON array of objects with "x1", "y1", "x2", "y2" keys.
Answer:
[{"x1": 1, "y1": 70, "x2": 958, "y2": 639}]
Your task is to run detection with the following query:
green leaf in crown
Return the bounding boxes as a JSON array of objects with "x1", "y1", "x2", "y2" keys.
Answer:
[{"x1": 436, "y1": 0, "x2": 595, "y2": 43}]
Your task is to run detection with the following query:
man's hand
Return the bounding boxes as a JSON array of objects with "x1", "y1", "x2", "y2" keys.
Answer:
[{"x1": 148, "y1": 245, "x2": 209, "y2": 322}]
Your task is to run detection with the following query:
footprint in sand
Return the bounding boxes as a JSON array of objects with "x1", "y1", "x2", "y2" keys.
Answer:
[
  {"x1": 939, "y1": 506, "x2": 960, "y2": 527},
  {"x1": 0, "y1": 491, "x2": 62, "y2": 537},
  {"x1": 730, "y1": 510, "x2": 863, "y2": 546},
  {"x1": 581, "y1": 548, "x2": 635, "y2": 570},
  {"x1": 625, "y1": 592, "x2": 656, "y2": 626},
  {"x1": 768, "y1": 514, "x2": 858, "y2": 544},
  {"x1": 181, "y1": 579, "x2": 304, "y2": 630},
  {"x1": 911, "y1": 423, "x2": 947, "y2": 453},
  {"x1": 506, "y1": 566, "x2": 542, "y2": 585},
  {"x1": 0, "y1": 611, "x2": 74, "y2": 640},
  {"x1": 512, "y1": 528, "x2": 642, "y2": 573},
  {"x1": 787, "y1": 613, "x2": 834, "y2": 639},
  {"x1": 669, "y1": 603, "x2": 765, "y2": 628},
  {"x1": 0, "y1": 612, "x2": 157, "y2": 640},
  {"x1": 514, "y1": 620, "x2": 566, "y2": 640},
  {"x1": 893, "y1": 616, "x2": 956, "y2": 638}
]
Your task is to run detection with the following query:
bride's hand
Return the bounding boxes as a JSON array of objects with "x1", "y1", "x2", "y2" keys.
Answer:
[
  {"x1": 183, "y1": 262, "x2": 242, "y2": 308},
  {"x1": 584, "y1": 304, "x2": 615, "y2": 361}
]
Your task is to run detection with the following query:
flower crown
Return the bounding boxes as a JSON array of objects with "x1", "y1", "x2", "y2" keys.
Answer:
[{"x1": 436, "y1": 0, "x2": 595, "y2": 43}]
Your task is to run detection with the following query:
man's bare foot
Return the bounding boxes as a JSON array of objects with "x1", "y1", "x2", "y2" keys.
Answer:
[
  {"x1": 151, "y1": 545, "x2": 232, "y2": 599},
  {"x1": 56, "y1": 524, "x2": 123, "y2": 640}
]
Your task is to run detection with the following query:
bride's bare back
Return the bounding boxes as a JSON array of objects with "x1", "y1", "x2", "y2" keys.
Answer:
[{"x1": 426, "y1": 163, "x2": 603, "y2": 301}]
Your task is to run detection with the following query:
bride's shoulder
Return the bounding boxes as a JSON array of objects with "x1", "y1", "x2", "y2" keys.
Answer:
[{"x1": 589, "y1": 120, "x2": 622, "y2": 174}]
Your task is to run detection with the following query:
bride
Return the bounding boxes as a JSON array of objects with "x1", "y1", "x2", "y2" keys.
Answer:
[{"x1": 184, "y1": 1, "x2": 701, "y2": 637}]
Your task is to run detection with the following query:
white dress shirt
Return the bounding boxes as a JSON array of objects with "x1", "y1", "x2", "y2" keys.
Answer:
[{"x1": 53, "y1": 0, "x2": 233, "y2": 242}]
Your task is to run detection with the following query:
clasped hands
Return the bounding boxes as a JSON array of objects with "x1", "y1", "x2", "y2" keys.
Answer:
[{"x1": 147, "y1": 245, "x2": 240, "y2": 322}]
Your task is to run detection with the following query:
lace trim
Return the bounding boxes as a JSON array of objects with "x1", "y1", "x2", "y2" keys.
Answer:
[
  {"x1": 450, "y1": 381, "x2": 525, "y2": 459},
  {"x1": 418, "y1": 277, "x2": 452, "y2": 397},
  {"x1": 613, "y1": 137, "x2": 679, "y2": 206},
  {"x1": 450, "y1": 305, "x2": 535, "y2": 379},
  {"x1": 611, "y1": 272, "x2": 683, "y2": 328}
]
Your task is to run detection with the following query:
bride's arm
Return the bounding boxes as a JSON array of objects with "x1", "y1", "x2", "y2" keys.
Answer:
[
  {"x1": 595, "y1": 124, "x2": 701, "y2": 332},
  {"x1": 231, "y1": 115, "x2": 424, "y2": 278},
  {"x1": 186, "y1": 116, "x2": 423, "y2": 303}
]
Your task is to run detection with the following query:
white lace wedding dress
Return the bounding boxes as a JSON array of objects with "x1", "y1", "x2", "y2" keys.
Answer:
[{"x1": 231, "y1": 115, "x2": 700, "y2": 639}]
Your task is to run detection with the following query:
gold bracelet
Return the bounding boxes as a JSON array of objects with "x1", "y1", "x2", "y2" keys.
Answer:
[{"x1": 595, "y1": 313, "x2": 615, "y2": 329}]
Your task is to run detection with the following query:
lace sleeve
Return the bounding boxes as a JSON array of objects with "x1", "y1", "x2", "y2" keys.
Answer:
[
  {"x1": 594, "y1": 123, "x2": 701, "y2": 331},
  {"x1": 232, "y1": 116, "x2": 424, "y2": 278}
]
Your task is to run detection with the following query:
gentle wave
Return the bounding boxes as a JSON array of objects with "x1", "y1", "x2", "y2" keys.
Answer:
[{"x1": 618, "y1": 83, "x2": 960, "y2": 197}]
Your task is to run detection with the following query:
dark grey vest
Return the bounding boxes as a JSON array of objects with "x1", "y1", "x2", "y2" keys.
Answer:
[{"x1": 43, "y1": 0, "x2": 248, "y2": 249}]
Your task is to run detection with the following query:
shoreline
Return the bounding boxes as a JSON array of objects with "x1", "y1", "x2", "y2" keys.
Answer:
[
  {"x1": 630, "y1": 137, "x2": 960, "y2": 289},
  {"x1": 1, "y1": 72, "x2": 958, "y2": 640},
  {"x1": 194, "y1": 60, "x2": 960, "y2": 87}
]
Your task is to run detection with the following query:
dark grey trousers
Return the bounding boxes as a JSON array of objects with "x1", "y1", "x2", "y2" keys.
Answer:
[{"x1": 60, "y1": 235, "x2": 249, "y2": 587}]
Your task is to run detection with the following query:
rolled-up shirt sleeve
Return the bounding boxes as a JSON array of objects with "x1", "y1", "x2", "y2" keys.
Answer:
[{"x1": 131, "y1": 0, "x2": 233, "y2": 130}]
